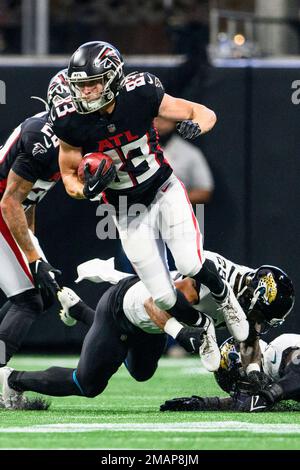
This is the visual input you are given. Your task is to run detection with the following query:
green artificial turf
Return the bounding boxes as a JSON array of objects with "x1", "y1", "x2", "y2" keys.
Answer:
[{"x1": 0, "y1": 355, "x2": 299, "y2": 450}]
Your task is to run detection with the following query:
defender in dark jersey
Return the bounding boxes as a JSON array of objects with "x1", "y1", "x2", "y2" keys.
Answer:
[
  {"x1": 161, "y1": 334, "x2": 300, "y2": 412},
  {"x1": 0, "y1": 111, "x2": 61, "y2": 365},
  {"x1": 51, "y1": 41, "x2": 249, "y2": 356},
  {"x1": 0, "y1": 274, "x2": 207, "y2": 408}
]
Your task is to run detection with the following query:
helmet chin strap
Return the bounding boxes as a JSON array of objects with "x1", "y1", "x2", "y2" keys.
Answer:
[
  {"x1": 236, "y1": 285, "x2": 248, "y2": 300},
  {"x1": 249, "y1": 287, "x2": 264, "y2": 312}
]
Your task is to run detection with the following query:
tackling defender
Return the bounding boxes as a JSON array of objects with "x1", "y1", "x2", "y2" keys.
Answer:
[
  {"x1": 160, "y1": 333, "x2": 300, "y2": 412},
  {"x1": 0, "y1": 250, "x2": 293, "y2": 409},
  {"x1": 50, "y1": 40, "x2": 249, "y2": 343}
]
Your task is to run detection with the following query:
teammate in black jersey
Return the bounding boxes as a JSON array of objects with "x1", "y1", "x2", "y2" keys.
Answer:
[
  {"x1": 0, "y1": 111, "x2": 61, "y2": 365},
  {"x1": 51, "y1": 40, "x2": 249, "y2": 349}
]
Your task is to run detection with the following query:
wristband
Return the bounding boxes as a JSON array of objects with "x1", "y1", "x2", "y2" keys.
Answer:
[
  {"x1": 246, "y1": 363, "x2": 261, "y2": 375},
  {"x1": 164, "y1": 317, "x2": 183, "y2": 339}
]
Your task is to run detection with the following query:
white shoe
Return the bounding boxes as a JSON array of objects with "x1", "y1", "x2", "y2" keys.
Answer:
[
  {"x1": 216, "y1": 283, "x2": 249, "y2": 341},
  {"x1": 199, "y1": 315, "x2": 221, "y2": 372},
  {"x1": 57, "y1": 287, "x2": 81, "y2": 327},
  {"x1": 0, "y1": 367, "x2": 26, "y2": 409}
]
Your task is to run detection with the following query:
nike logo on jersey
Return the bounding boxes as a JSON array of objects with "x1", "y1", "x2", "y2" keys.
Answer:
[
  {"x1": 250, "y1": 395, "x2": 267, "y2": 412},
  {"x1": 271, "y1": 352, "x2": 277, "y2": 364}
]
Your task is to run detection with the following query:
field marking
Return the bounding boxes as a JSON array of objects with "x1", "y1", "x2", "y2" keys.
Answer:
[
  {"x1": 10, "y1": 357, "x2": 209, "y2": 375},
  {"x1": 11, "y1": 357, "x2": 202, "y2": 368},
  {"x1": 1, "y1": 422, "x2": 300, "y2": 434}
]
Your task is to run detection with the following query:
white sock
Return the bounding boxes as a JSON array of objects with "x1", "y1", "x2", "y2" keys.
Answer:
[{"x1": 164, "y1": 317, "x2": 184, "y2": 339}]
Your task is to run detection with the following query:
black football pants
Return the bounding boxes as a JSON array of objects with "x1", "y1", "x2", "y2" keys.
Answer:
[{"x1": 9, "y1": 286, "x2": 167, "y2": 397}]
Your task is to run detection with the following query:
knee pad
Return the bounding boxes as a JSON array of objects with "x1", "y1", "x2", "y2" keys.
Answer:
[
  {"x1": 81, "y1": 380, "x2": 107, "y2": 398},
  {"x1": 175, "y1": 257, "x2": 202, "y2": 278},
  {"x1": 130, "y1": 368, "x2": 157, "y2": 382},
  {"x1": 154, "y1": 290, "x2": 177, "y2": 311},
  {"x1": 9, "y1": 289, "x2": 43, "y2": 314}
]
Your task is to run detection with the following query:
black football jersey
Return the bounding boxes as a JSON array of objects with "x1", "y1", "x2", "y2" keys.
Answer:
[
  {"x1": 51, "y1": 72, "x2": 172, "y2": 207},
  {"x1": 0, "y1": 112, "x2": 60, "y2": 209}
]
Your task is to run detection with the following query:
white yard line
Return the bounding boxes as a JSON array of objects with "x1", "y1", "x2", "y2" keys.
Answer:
[
  {"x1": 10, "y1": 357, "x2": 209, "y2": 374},
  {"x1": 0, "y1": 422, "x2": 300, "y2": 434}
]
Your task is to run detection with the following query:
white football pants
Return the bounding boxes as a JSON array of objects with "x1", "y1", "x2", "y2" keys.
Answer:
[
  {"x1": 114, "y1": 174, "x2": 205, "y2": 310},
  {"x1": 0, "y1": 209, "x2": 45, "y2": 297}
]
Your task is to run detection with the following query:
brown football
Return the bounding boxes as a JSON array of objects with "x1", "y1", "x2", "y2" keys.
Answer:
[{"x1": 78, "y1": 152, "x2": 114, "y2": 183}]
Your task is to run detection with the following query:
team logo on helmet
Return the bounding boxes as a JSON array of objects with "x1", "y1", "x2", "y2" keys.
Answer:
[
  {"x1": 254, "y1": 272, "x2": 277, "y2": 306},
  {"x1": 219, "y1": 338, "x2": 240, "y2": 370}
]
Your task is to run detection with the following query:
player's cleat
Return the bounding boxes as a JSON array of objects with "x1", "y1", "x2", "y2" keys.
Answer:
[
  {"x1": 199, "y1": 316, "x2": 221, "y2": 372},
  {"x1": 57, "y1": 287, "x2": 81, "y2": 326},
  {"x1": 0, "y1": 367, "x2": 26, "y2": 409},
  {"x1": 216, "y1": 282, "x2": 249, "y2": 342}
]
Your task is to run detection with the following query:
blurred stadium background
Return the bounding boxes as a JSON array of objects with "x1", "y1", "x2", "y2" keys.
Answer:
[{"x1": 0, "y1": 0, "x2": 300, "y2": 450}]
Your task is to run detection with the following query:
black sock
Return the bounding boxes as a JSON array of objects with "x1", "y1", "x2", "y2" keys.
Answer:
[
  {"x1": 69, "y1": 301, "x2": 95, "y2": 327},
  {"x1": 167, "y1": 290, "x2": 202, "y2": 325},
  {"x1": 8, "y1": 367, "x2": 81, "y2": 396},
  {"x1": 193, "y1": 259, "x2": 227, "y2": 300}
]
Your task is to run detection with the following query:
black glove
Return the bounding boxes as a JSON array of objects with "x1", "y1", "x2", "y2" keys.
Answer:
[
  {"x1": 160, "y1": 395, "x2": 226, "y2": 412},
  {"x1": 231, "y1": 391, "x2": 270, "y2": 412},
  {"x1": 176, "y1": 120, "x2": 201, "y2": 140},
  {"x1": 29, "y1": 258, "x2": 61, "y2": 305},
  {"x1": 260, "y1": 383, "x2": 284, "y2": 405},
  {"x1": 176, "y1": 326, "x2": 205, "y2": 353},
  {"x1": 247, "y1": 370, "x2": 272, "y2": 394},
  {"x1": 83, "y1": 160, "x2": 116, "y2": 199},
  {"x1": 160, "y1": 396, "x2": 206, "y2": 412}
]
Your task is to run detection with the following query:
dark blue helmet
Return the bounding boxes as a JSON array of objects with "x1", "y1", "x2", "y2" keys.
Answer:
[{"x1": 238, "y1": 265, "x2": 295, "y2": 327}]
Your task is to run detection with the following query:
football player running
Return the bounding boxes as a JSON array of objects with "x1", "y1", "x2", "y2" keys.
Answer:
[
  {"x1": 160, "y1": 333, "x2": 300, "y2": 413},
  {"x1": 50, "y1": 41, "x2": 249, "y2": 344},
  {"x1": 0, "y1": 98, "x2": 66, "y2": 366}
]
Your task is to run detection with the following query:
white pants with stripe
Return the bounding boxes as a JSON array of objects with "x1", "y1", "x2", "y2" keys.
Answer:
[
  {"x1": 0, "y1": 209, "x2": 45, "y2": 298},
  {"x1": 114, "y1": 174, "x2": 205, "y2": 310}
]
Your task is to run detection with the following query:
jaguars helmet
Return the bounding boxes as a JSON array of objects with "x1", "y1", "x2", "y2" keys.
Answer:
[
  {"x1": 47, "y1": 68, "x2": 70, "y2": 108},
  {"x1": 215, "y1": 337, "x2": 268, "y2": 394},
  {"x1": 237, "y1": 265, "x2": 295, "y2": 328},
  {"x1": 67, "y1": 41, "x2": 124, "y2": 114},
  {"x1": 214, "y1": 337, "x2": 241, "y2": 393}
]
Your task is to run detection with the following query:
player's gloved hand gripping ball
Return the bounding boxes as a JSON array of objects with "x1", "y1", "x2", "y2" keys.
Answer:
[{"x1": 78, "y1": 152, "x2": 116, "y2": 199}]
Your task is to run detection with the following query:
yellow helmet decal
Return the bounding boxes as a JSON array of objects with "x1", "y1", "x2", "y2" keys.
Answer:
[{"x1": 258, "y1": 273, "x2": 277, "y2": 305}]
